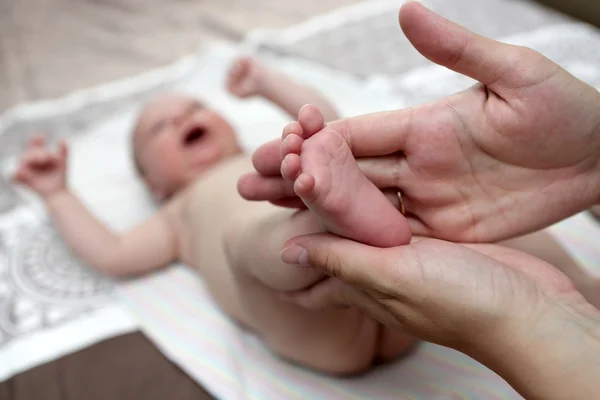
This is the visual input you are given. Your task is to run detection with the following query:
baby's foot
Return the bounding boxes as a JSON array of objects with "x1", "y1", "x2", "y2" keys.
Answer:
[{"x1": 280, "y1": 105, "x2": 411, "y2": 248}]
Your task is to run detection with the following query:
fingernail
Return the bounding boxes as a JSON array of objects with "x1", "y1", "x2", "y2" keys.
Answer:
[{"x1": 281, "y1": 245, "x2": 309, "y2": 265}]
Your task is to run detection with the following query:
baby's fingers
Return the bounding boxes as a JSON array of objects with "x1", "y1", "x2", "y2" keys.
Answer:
[
  {"x1": 12, "y1": 166, "x2": 32, "y2": 183},
  {"x1": 27, "y1": 135, "x2": 46, "y2": 149},
  {"x1": 22, "y1": 148, "x2": 57, "y2": 167},
  {"x1": 58, "y1": 139, "x2": 69, "y2": 160}
]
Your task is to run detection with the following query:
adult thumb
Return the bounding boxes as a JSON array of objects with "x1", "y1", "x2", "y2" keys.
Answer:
[
  {"x1": 399, "y1": 2, "x2": 544, "y2": 93},
  {"x1": 282, "y1": 234, "x2": 403, "y2": 292}
]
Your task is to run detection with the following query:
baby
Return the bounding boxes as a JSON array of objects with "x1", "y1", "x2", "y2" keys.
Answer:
[{"x1": 12, "y1": 56, "x2": 587, "y2": 375}]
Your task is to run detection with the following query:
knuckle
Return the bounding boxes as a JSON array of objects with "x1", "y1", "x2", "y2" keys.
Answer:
[
  {"x1": 447, "y1": 35, "x2": 469, "y2": 68},
  {"x1": 389, "y1": 154, "x2": 404, "y2": 187},
  {"x1": 314, "y1": 247, "x2": 344, "y2": 279}
]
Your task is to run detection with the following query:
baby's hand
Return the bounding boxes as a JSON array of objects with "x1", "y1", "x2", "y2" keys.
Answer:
[
  {"x1": 13, "y1": 136, "x2": 69, "y2": 199},
  {"x1": 226, "y1": 56, "x2": 266, "y2": 98}
]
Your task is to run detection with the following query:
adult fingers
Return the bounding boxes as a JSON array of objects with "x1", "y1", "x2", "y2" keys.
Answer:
[
  {"x1": 326, "y1": 107, "x2": 421, "y2": 157},
  {"x1": 282, "y1": 278, "x2": 403, "y2": 329},
  {"x1": 237, "y1": 173, "x2": 295, "y2": 201},
  {"x1": 270, "y1": 198, "x2": 307, "y2": 209},
  {"x1": 254, "y1": 108, "x2": 421, "y2": 173},
  {"x1": 252, "y1": 138, "x2": 282, "y2": 176},
  {"x1": 356, "y1": 155, "x2": 408, "y2": 189},
  {"x1": 399, "y1": 2, "x2": 546, "y2": 94},
  {"x1": 281, "y1": 233, "x2": 403, "y2": 292}
]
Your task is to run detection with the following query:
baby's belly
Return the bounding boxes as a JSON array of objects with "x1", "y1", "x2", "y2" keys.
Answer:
[{"x1": 182, "y1": 155, "x2": 265, "y2": 323}]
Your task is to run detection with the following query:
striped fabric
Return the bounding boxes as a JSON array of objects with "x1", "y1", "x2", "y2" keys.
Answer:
[
  {"x1": 549, "y1": 212, "x2": 600, "y2": 276},
  {"x1": 117, "y1": 214, "x2": 599, "y2": 400},
  {"x1": 119, "y1": 267, "x2": 522, "y2": 400},
  {"x1": 120, "y1": 214, "x2": 600, "y2": 400}
]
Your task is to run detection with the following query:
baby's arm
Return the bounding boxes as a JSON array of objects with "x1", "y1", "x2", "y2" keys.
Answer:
[
  {"x1": 46, "y1": 192, "x2": 177, "y2": 276},
  {"x1": 227, "y1": 56, "x2": 339, "y2": 122},
  {"x1": 13, "y1": 137, "x2": 178, "y2": 277}
]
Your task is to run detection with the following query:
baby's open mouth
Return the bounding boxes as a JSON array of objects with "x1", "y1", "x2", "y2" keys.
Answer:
[{"x1": 183, "y1": 127, "x2": 206, "y2": 146}]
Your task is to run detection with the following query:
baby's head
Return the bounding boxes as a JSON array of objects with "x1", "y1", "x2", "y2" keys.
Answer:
[{"x1": 132, "y1": 94, "x2": 241, "y2": 200}]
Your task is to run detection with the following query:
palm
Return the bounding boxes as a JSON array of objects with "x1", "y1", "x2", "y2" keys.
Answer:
[
  {"x1": 395, "y1": 239, "x2": 593, "y2": 347},
  {"x1": 239, "y1": 2, "x2": 600, "y2": 242},
  {"x1": 318, "y1": 238, "x2": 581, "y2": 347},
  {"x1": 400, "y1": 64, "x2": 600, "y2": 241}
]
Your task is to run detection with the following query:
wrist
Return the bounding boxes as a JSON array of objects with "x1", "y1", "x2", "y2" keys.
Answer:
[
  {"x1": 469, "y1": 299, "x2": 600, "y2": 399},
  {"x1": 44, "y1": 187, "x2": 70, "y2": 205},
  {"x1": 254, "y1": 68, "x2": 277, "y2": 99}
]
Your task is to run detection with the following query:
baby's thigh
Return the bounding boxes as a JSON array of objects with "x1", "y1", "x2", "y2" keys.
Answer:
[
  {"x1": 376, "y1": 326, "x2": 419, "y2": 364},
  {"x1": 224, "y1": 208, "x2": 326, "y2": 291},
  {"x1": 221, "y1": 210, "x2": 385, "y2": 374}
]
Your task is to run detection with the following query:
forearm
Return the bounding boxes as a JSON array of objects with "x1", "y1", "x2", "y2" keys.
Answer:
[
  {"x1": 468, "y1": 302, "x2": 600, "y2": 400},
  {"x1": 258, "y1": 69, "x2": 339, "y2": 122},
  {"x1": 45, "y1": 189, "x2": 122, "y2": 270}
]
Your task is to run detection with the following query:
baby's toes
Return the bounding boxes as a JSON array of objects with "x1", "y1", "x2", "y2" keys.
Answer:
[
  {"x1": 281, "y1": 153, "x2": 302, "y2": 182},
  {"x1": 282, "y1": 121, "x2": 303, "y2": 140},
  {"x1": 293, "y1": 173, "x2": 317, "y2": 202},
  {"x1": 281, "y1": 134, "x2": 303, "y2": 159},
  {"x1": 297, "y1": 105, "x2": 325, "y2": 139}
]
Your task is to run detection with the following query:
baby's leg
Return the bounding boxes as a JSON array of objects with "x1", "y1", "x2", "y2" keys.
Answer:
[
  {"x1": 224, "y1": 206, "x2": 417, "y2": 375},
  {"x1": 280, "y1": 105, "x2": 411, "y2": 248}
]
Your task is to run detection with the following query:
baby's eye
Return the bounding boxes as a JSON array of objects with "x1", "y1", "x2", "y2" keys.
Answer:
[{"x1": 152, "y1": 119, "x2": 173, "y2": 135}]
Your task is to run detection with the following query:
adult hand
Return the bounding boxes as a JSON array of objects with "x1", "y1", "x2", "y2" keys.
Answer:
[
  {"x1": 280, "y1": 235, "x2": 600, "y2": 399},
  {"x1": 239, "y1": 2, "x2": 600, "y2": 242}
]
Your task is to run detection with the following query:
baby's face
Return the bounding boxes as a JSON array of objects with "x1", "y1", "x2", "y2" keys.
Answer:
[{"x1": 133, "y1": 94, "x2": 240, "y2": 200}]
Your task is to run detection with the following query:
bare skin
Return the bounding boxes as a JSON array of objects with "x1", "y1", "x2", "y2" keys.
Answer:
[
  {"x1": 280, "y1": 233, "x2": 600, "y2": 400},
  {"x1": 239, "y1": 2, "x2": 600, "y2": 243},
  {"x1": 280, "y1": 105, "x2": 412, "y2": 248},
  {"x1": 11, "y1": 58, "x2": 413, "y2": 375},
  {"x1": 12, "y1": 54, "x2": 590, "y2": 376}
]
